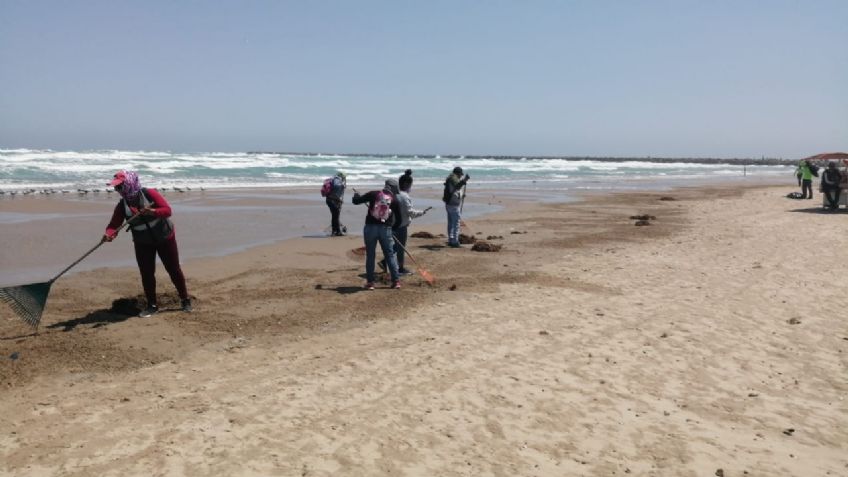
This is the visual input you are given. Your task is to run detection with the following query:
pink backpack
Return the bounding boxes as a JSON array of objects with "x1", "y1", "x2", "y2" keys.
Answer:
[
  {"x1": 320, "y1": 178, "x2": 333, "y2": 197},
  {"x1": 369, "y1": 190, "x2": 393, "y2": 222}
]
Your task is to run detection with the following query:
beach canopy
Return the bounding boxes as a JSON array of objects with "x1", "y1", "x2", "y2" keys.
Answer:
[{"x1": 803, "y1": 152, "x2": 848, "y2": 161}]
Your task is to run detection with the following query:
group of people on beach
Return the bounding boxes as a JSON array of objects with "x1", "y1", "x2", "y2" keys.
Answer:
[
  {"x1": 98, "y1": 166, "x2": 471, "y2": 318},
  {"x1": 795, "y1": 159, "x2": 845, "y2": 209},
  {"x1": 325, "y1": 167, "x2": 470, "y2": 290}
]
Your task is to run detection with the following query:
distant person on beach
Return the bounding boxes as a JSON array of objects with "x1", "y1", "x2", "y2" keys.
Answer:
[
  {"x1": 322, "y1": 171, "x2": 347, "y2": 236},
  {"x1": 352, "y1": 179, "x2": 402, "y2": 290},
  {"x1": 387, "y1": 170, "x2": 431, "y2": 275},
  {"x1": 820, "y1": 161, "x2": 843, "y2": 209},
  {"x1": 102, "y1": 170, "x2": 191, "y2": 317},
  {"x1": 443, "y1": 166, "x2": 470, "y2": 247},
  {"x1": 796, "y1": 160, "x2": 814, "y2": 199}
]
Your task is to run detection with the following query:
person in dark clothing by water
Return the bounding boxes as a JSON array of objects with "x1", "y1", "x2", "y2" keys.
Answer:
[
  {"x1": 103, "y1": 170, "x2": 191, "y2": 317},
  {"x1": 443, "y1": 167, "x2": 470, "y2": 247},
  {"x1": 352, "y1": 179, "x2": 403, "y2": 290},
  {"x1": 821, "y1": 161, "x2": 843, "y2": 210},
  {"x1": 324, "y1": 171, "x2": 347, "y2": 236}
]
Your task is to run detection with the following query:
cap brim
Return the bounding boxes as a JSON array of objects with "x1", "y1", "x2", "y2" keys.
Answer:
[{"x1": 108, "y1": 178, "x2": 124, "y2": 186}]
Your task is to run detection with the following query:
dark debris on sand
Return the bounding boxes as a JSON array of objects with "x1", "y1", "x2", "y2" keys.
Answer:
[
  {"x1": 631, "y1": 214, "x2": 657, "y2": 226},
  {"x1": 459, "y1": 233, "x2": 476, "y2": 245},
  {"x1": 472, "y1": 241, "x2": 503, "y2": 252}
]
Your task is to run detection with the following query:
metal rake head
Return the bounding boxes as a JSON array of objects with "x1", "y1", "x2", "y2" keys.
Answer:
[{"x1": 0, "y1": 282, "x2": 52, "y2": 329}]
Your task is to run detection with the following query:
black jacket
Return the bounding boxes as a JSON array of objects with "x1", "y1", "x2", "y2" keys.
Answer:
[
  {"x1": 821, "y1": 168, "x2": 843, "y2": 190},
  {"x1": 352, "y1": 189, "x2": 401, "y2": 227}
]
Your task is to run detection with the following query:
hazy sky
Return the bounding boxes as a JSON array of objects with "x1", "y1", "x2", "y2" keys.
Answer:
[{"x1": 1, "y1": 1, "x2": 846, "y2": 157}]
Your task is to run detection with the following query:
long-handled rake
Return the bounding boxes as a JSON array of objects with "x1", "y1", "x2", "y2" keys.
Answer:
[
  {"x1": 393, "y1": 235, "x2": 436, "y2": 286},
  {"x1": 0, "y1": 216, "x2": 136, "y2": 331},
  {"x1": 459, "y1": 183, "x2": 470, "y2": 229}
]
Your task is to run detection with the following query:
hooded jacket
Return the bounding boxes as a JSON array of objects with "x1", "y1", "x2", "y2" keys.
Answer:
[
  {"x1": 443, "y1": 172, "x2": 468, "y2": 207},
  {"x1": 352, "y1": 182, "x2": 401, "y2": 227},
  {"x1": 822, "y1": 166, "x2": 843, "y2": 190}
]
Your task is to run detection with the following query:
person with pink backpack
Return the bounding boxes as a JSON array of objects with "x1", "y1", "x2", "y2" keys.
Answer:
[
  {"x1": 320, "y1": 171, "x2": 347, "y2": 236},
  {"x1": 352, "y1": 179, "x2": 402, "y2": 290}
]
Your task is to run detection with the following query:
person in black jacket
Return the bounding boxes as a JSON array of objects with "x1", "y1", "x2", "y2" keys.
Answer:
[
  {"x1": 352, "y1": 179, "x2": 402, "y2": 290},
  {"x1": 821, "y1": 161, "x2": 843, "y2": 210},
  {"x1": 325, "y1": 172, "x2": 347, "y2": 236}
]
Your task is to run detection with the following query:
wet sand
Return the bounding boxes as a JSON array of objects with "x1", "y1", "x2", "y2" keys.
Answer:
[
  {"x1": 0, "y1": 186, "x2": 496, "y2": 286},
  {"x1": 1, "y1": 182, "x2": 846, "y2": 476}
]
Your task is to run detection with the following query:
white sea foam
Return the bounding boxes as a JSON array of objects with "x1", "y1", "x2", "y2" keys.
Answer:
[{"x1": 0, "y1": 148, "x2": 791, "y2": 191}]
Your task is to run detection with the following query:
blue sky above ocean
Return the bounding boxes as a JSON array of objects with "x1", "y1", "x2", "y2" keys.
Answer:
[{"x1": 1, "y1": 2, "x2": 845, "y2": 157}]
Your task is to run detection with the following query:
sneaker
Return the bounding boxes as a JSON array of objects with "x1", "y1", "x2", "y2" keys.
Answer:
[
  {"x1": 448, "y1": 242, "x2": 461, "y2": 248},
  {"x1": 364, "y1": 282, "x2": 375, "y2": 290},
  {"x1": 181, "y1": 298, "x2": 193, "y2": 312},
  {"x1": 139, "y1": 305, "x2": 158, "y2": 318},
  {"x1": 398, "y1": 269, "x2": 414, "y2": 276},
  {"x1": 391, "y1": 281, "x2": 402, "y2": 289}
]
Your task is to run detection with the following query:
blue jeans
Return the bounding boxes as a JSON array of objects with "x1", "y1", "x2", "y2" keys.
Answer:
[
  {"x1": 364, "y1": 223, "x2": 399, "y2": 282},
  {"x1": 446, "y1": 205, "x2": 461, "y2": 245}
]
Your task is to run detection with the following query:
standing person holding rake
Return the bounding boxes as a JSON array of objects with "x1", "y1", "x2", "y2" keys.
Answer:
[
  {"x1": 102, "y1": 170, "x2": 192, "y2": 317},
  {"x1": 395, "y1": 170, "x2": 431, "y2": 274},
  {"x1": 382, "y1": 170, "x2": 431, "y2": 276},
  {"x1": 442, "y1": 166, "x2": 470, "y2": 248}
]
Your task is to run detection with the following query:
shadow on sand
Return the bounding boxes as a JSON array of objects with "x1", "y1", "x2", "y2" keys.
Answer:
[
  {"x1": 318, "y1": 286, "x2": 367, "y2": 295},
  {"x1": 789, "y1": 206, "x2": 844, "y2": 214},
  {"x1": 46, "y1": 297, "x2": 142, "y2": 332}
]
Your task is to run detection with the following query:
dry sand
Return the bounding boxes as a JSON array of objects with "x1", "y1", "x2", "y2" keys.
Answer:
[{"x1": 1, "y1": 184, "x2": 846, "y2": 476}]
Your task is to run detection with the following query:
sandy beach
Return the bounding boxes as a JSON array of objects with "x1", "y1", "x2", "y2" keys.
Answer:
[{"x1": 1, "y1": 183, "x2": 846, "y2": 476}]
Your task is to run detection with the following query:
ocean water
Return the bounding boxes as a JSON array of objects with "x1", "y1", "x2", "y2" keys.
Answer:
[{"x1": 0, "y1": 148, "x2": 793, "y2": 192}]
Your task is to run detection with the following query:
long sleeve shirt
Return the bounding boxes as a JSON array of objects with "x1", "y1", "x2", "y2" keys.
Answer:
[
  {"x1": 395, "y1": 191, "x2": 425, "y2": 229},
  {"x1": 105, "y1": 188, "x2": 173, "y2": 239},
  {"x1": 444, "y1": 173, "x2": 468, "y2": 206}
]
